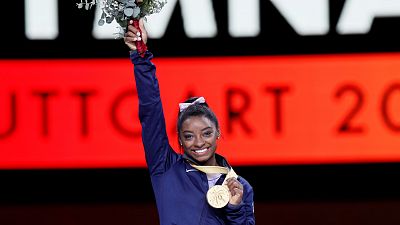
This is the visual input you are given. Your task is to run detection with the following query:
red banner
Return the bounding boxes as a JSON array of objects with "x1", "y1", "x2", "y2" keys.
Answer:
[{"x1": 1, "y1": 53, "x2": 400, "y2": 169}]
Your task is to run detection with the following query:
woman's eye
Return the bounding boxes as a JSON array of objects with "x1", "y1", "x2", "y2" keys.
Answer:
[
  {"x1": 184, "y1": 135, "x2": 193, "y2": 140},
  {"x1": 204, "y1": 131, "x2": 212, "y2": 137}
]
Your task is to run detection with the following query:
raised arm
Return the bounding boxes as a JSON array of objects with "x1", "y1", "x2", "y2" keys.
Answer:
[{"x1": 125, "y1": 19, "x2": 179, "y2": 176}]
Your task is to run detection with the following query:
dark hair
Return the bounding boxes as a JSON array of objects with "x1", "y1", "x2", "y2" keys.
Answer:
[{"x1": 177, "y1": 97, "x2": 220, "y2": 135}]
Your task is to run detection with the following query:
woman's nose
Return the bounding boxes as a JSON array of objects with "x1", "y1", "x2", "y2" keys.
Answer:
[{"x1": 194, "y1": 137, "x2": 205, "y2": 147}]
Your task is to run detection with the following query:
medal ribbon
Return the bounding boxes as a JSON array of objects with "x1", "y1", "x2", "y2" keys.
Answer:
[{"x1": 189, "y1": 164, "x2": 238, "y2": 185}]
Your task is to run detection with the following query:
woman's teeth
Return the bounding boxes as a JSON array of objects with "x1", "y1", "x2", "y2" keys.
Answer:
[{"x1": 194, "y1": 148, "x2": 207, "y2": 153}]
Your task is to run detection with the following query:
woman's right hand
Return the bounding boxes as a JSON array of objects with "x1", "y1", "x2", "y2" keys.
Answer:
[{"x1": 124, "y1": 18, "x2": 148, "y2": 51}]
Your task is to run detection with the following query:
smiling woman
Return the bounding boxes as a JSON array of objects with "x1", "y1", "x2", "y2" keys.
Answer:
[
  {"x1": 179, "y1": 114, "x2": 218, "y2": 165},
  {"x1": 177, "y1": 97, "x2": 220, "y2": 166},
  {"x1": 125, "y1": 18, "x2": 255, "y2": 224}
]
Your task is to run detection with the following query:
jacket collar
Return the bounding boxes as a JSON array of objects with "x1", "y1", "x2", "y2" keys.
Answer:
[{"x1": 183, "y1": 153, "x2": 231, "y2": 169}]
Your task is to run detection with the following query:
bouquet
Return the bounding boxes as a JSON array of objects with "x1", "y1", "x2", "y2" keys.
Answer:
[{"x1": 77, "y1": 0, "x2": 167, "y2": 56}]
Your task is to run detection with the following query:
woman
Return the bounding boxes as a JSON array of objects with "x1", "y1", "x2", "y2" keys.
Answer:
[{"x1": 124, "y1": 19, "x2": 255, "y2": 225}]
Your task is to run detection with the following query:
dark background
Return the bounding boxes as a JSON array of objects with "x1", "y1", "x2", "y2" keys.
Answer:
[
  {"x1": 3, "y1": 0, "x2": 400, "y2": 59},
  {"x1": 2, "y1": 165, "x2": 400, "y2": 224},
  {"x1": 2, "y1": 0, "x2": 400, "y2": 224}
]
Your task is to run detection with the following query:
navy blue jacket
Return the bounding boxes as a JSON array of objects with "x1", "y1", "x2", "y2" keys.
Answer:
[{"x1": 131, "y1": 51, "x2": 255, "y2": 225}]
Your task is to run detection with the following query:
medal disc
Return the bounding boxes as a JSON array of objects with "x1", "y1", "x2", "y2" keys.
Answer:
[{"x1": 207, "y1": 185, "x2": 230, "y2": 208}]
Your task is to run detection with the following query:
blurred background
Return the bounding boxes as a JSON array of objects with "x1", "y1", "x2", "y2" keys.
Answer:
[{"x1": 1, "y1": 0, "x2": 400, "y2": 224}]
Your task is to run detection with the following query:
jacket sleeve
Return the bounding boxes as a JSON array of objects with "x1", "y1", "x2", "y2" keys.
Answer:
[
  {"x1": 131, "y1": 50, "x2": 179, "y2": 176},
  {"x1": 224, "y1": 178, "x2": 255, "y2": 225}
]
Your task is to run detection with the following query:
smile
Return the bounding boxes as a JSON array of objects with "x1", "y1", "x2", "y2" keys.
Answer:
[{"x1": 193, "y1": 148, "x2": 209, "y2": 154}]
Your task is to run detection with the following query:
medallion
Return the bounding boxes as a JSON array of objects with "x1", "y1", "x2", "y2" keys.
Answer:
[{"x1": 207, "y1": 185, "x2": 231, "y2": 208}]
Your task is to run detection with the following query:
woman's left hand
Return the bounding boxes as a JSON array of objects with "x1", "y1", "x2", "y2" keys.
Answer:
[{"x1": 226, "y1": 178, "x2": 244, "y2": 205}]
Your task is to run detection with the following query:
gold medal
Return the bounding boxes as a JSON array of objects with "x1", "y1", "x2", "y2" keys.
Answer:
[
  {"x1": 207, "y1": 185, "x2": 230, "y2": 208},
  {"x1": 188, "y1": 162, "x2": 239, "y2": 208}
]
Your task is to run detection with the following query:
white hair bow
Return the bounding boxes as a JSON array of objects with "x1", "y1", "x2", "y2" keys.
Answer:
[{"x1": 179, "y1": 97, "x2": 206, "y2": 112}]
